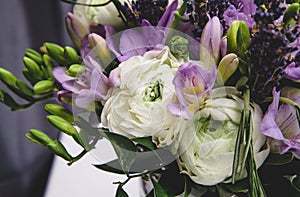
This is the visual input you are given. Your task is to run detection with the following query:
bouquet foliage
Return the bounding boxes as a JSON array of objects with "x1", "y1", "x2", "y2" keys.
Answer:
[{"x1": 0, "y1": 0, "x2": 300, "y2": 196}]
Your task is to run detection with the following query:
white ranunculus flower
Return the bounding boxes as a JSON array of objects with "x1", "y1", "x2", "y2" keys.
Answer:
[
  {"x1": 101, "y1": 47, "x2": 186, "y2": 151},
  {"x1": 177, "y1": 87, "x2": 270, "y2": 186},
  {"x1": 73, "y1": 0, "x2": 125, "y2": 27}
]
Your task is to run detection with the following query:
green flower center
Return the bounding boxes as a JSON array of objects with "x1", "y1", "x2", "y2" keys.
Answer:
[{"x1": 143, "y1": 80, "x2": 163, "y2": 103}]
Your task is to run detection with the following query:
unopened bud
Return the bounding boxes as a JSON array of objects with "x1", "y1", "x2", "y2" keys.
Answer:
[
  {"x1": 66, "y1": 64, "x2": 85, "y2": 77},
  {"x1": 217, "y1": 53, "x2": 239, "y2": 83},
  {"x1": 44, "y1": 43, "x2": 66, "y2": 65},
  {"x1": 64, "y1": 46, "x2": 80, "y2": 65},
  {"x1": 33, "y1": 80, "x2": 53, "y2": 95},
  {"x1": 66, "y1": 12, "x2": 89, "y2": 48},
  {"x1": 23, "y1": 56, "x2": 42, "y2": 77},
  {"x1": 45, "y1": 104, "x2": 74, "y2": 123},
  {"x1": 25, "y1": 49, "x2": 44, "y2": 65},
  {"x1": 88, "y1": 33, "x2": 111, "y2": 66}
]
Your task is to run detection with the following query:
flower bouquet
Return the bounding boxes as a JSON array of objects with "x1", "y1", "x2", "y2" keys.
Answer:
[{"x1": 0, "y1": 0, "x2": 300, "y2": 196}]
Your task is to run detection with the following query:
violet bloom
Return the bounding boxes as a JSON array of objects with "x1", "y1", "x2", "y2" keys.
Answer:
[
  {"x1": 224, "y1": 0, "x2": 257, "y2": 29},
  {"x1": 261, "y1": 89, "x2": 300, "y2": 159},
  {"x1": 168, "y1": 62, "x2": 217, "y2": 119}
]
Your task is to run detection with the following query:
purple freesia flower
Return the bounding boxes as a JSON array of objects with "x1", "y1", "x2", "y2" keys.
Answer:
[
  {"x1": 261, "y1": 89, "x2": 300, "y2": 158},
  {"x1": 168, "y1": 62, "x2": 217, "y2": 119},
  {"x1": 224, "y1": 0, "x2": 257, "y2": 30},
  {"x1": 283, "y1": 62, "x2": 300, "y2": 81}
]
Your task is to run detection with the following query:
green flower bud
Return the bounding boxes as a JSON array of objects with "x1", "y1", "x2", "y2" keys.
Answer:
[
  {"x1": 45, "y1": 104, "x2": 74, "y2": 123},
  {"x1": 66, "y1": 64, "x2": 86, "y2": 77},
  {"x1": 47, "y1": 115, "x2": 82, "y2": 146},
  {"x1": 48, "y1": 140, "x2": 73, "y2": 161},
  {"x1": 44, "y1": 42, "x2": 66, "y2": 65},
  {"x1": 64, "y1": 46, "x2": 80, "y2": 65},
  {"x1": 22, "y1": 68, "x2": 37, "y2": 85},
  {"x1": 0, "y1": 88, "x2": 20, "y2": 110},
  {"x1": 169, "y1": 35, "x2": 189, "y2": 60},
  {"x1": 283, "y1": 3, "x2": 300, "y2": 26},
  {"x1": 217, "y1": 53, "x2": 239, "y2": 84},
  {"x1": 227, "y1": 20, "x2": 240, "y2": 54},
  {"x1": 23, "y1": 56, "x2": 42, "y2": 77},
  {"x1": 0, "y1": 68, "x2": 34, "y2": 101},
  {"x1": 29, "y1": 129, "x2": 54, "y2": 146},
  {"x1": 33, "y1": 80, "x2": 53, "y2": 95},
  {"x1": 25, "y1": 133, "x2": 42, "y2": 145},
  {"x1": 43, "y1": 54, "x2": 54, "y2": 79},
  {"x1": 25, "y1": 48, "x2": 44, "y2": 65}
]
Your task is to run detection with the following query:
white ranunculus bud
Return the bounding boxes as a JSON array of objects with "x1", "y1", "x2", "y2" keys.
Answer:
[{"x1": 177, "y1": 87, "x2": 269, "y2": 186}]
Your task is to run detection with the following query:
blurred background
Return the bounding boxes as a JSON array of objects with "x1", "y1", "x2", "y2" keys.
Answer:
[{"x1": 0, "y1": 0, "x2": 71, "y2": 196}]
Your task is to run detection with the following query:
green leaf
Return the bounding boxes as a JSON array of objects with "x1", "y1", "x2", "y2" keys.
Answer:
[
  {"x1": 284, "y1": 175, "x2": 300, "y2": 192},
  {"x1": 265, "y1": 152, "x2": 294, "y2": 166},
  {"x1": 151, "y1": 179, "x2": 169, "y2": 197},
  {"x1": 235, "y1": 76, "x2": 248, "y2": 91},
  {"x1": 116, "y1": 185, "x2": 129, "y2": 197},
  {"x1": 101, "y1": 131, "x2": 137, "y2": 175},
  {"x1": 94, "y1": 159, "x2": 128, "y2": 174},
  {"x1": 132, "y1": 136, "x2": 156, "y2": 150},
  {"x1": 75, "y1": 116, "x2": 99, "y2": 136}
]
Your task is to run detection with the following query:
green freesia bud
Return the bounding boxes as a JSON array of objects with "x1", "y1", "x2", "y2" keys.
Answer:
[
  {"x1": 64, "y1": 46, "x2": 80, "y2": 65},
  {"x1": 25, "y1": 49, "x2": 44, "y2": 65},
  {"x1": 45, "y1": 104, "x2": 74, "y2": 123},
  {"x1": 227, "y1": 20, "x2": 240, "y2": 54},
  {"x1": 227, "y1": 20, "x2": 250, "y2": 58},
  {"x1": 66, "y1": 64, "x2": 86, "y2": 77},
  {"x1": 0, "y1": 88, "x2": 20, "y2": 110},
  {"x1": 283, "y1": 3, "x2": 300, "y2": 26},
  {"x1": 169, "y1": 35, "x2": 189, "y2": 60},
  {"x1": 23, "y1": 56, "x2": 42, "y2": 77},
  {"x1": 33, "y1": 80, "x2": 53, "y2": 95},
  {"x1": 237, "y1": 21, "x2": 250, "y2": 57},
  {"x1": 29, "y1": 129, "x2": 54, "y2": 146},
  {"x1": 88, "y1": 33, "x2": 111, "y2": 66},
  {"x1": 217, "y1": 53, "x2": 239, "y2": 84},
  {"x1": 48, "y1": 140, "x2": 73, "y2": 161},
  {"x1": 25, "y1": 133, "x2": 42, "y2": 145},
  {"x1": 47, "y1": 115, "x2": 82, "y2": 146},
  {"x1": 0, "y1": 68, "x2": 34, "y2": 101},
  {"x1": 22, "y1": 68, "x2": 37, "y2": 85},
  {"x1": 43, "y1": 54, "x2": 54, "y2": 79},
  {"x1": 44, "y1": 43, "x2": 66, "y2": 65}
]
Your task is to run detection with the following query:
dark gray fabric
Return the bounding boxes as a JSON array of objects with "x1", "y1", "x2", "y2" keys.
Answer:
[{"x1": 0, "y1": 1, "x2": 71, "y2": 196}]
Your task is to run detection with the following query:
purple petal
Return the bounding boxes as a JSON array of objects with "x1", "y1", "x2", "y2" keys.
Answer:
[
  {"x1": 157, "y1": 0, "x2": 178, "y2": 28},
  {"x1": 167, "y1": 103, "x2": 192, "y2": 119},
  {"x1": 283, "y1": 62, "x2": 300, "y2": 80},
  {"x1": 261, "y1": 89, "x2": 285, "y2": 140},
  {"x1": 52, "y1": 67, "x2": 74, "y2": 84},
  {"x1": 119, "y1": 29, "x2": 148, "y2": 56}
]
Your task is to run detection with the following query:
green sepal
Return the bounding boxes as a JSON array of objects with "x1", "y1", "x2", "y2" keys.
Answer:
[
  {"x1": 33, "y1": 80, "x2": 53, "y2": 95},
  {"x1": 44, "y1": 104, "x2": 74, "y2": 123}
]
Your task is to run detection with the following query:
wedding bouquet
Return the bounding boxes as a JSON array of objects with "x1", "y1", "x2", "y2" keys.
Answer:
[{"x1": 0, "y1": 0, "x2": 299, "y2": 196}]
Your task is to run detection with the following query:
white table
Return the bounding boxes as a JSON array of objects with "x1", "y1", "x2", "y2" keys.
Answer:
[{"x1": 44, "y1": 133, "x2": 143, "y2": 197}]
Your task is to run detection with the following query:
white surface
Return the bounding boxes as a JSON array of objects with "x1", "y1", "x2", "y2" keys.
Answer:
[{"x1": 44, "y1": 133, "x2": 143, "y2": 197}]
